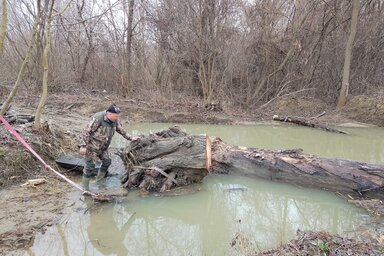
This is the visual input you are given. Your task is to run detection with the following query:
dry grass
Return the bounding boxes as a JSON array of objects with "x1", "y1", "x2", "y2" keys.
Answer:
[
  {"x1": 230, "y1": 230, "x2": 384, "y2": 256},
  {"x1": 0, "y1": 121, "x2": 78, "y2": 188}
]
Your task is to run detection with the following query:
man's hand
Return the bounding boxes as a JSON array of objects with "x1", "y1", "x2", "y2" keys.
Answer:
[
  {"x1": 79, "y1": 147, "x2": 87, "y2": 155},
  {"x1": 131, "y1": 136, "x2": 140, "y2": 142}
]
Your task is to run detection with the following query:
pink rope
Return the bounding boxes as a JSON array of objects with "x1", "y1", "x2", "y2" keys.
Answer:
[{"x1": 0, "y1": 115, "x2": 97, "y2": 197}]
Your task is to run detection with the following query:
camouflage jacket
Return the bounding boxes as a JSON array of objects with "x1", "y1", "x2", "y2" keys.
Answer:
[{"x1": 79, "y1": 111, "x2": 131, "y2": 152}]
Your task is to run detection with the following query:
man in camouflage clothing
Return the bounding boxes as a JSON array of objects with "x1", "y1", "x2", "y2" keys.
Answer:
[{"x1": 79, "y1": 104, "x2": 134, "y2": 190}]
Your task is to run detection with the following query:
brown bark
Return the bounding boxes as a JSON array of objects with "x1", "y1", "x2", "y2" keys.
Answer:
[
  {"x1": 119, "y1": 127, "x2": 384, "y2": 200},
  {"x1": 212, "y1": 146, "x2": 383, "y2": 199}
]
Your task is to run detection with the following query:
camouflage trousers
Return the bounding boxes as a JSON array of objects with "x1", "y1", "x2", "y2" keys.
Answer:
[{"x1": 83, "y1": 149, "x2": 111, "y2": 177}]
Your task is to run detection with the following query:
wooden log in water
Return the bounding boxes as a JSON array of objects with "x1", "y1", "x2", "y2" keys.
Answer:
[
  {"x1": 272, "y1": 114, "x2": 348, "y2": 134},
  {"x1": 119, "y1": 126, "x2": 384, "y2": 200},
  {"x1": 212, "y1": 146, "x2": 384, "y2": 199}
]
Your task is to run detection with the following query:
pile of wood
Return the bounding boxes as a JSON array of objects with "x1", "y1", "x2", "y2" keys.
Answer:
[{"x1": 119, "y1": 127, "x2": 208, "y2": 192}]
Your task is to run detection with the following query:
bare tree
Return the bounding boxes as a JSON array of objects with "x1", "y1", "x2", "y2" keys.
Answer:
[
  {"x1": 337, "y1": 0, "x2": 360, "y2": 109},
  {"x1": 149, "y1": 0, "x2": 236, "y2": 103},
  {"x1": 1, "y1": 0, "x2": 384, "y2": 111},
  {"x1": 0, "y1": 0, "x2": 7, "y2": 55},
  {"x1": 33, "y1": 0, "x2": 55, "y2": 129},
  {"x1": 0, "y1": 0, "x2": 41, "y2": 116},
  {"x1": 123, "y1": 0, "x2": 135, "y2": 95},
  {"x1": 77, "y1": 0, "x2": 95, "y2": 83}
]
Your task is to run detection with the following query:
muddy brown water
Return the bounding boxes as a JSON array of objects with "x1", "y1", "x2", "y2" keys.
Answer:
[{"x1": 29, "y1": 123, "x2": 384, "y2": 255}]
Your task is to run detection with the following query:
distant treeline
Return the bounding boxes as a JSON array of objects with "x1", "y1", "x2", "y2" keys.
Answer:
[{"x1": 1, "y1": 0, "x2": 383, "y2": 109}]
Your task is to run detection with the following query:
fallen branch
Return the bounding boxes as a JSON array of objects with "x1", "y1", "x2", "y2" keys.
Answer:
[
  {"x1": 21, "y1": 178, "x2": 47, "y2": 187},
  {"x1": 272, "y1": 114, "x2": 348, "y2": 134},
  {"x1": 309, "y1": 111, "x2": 326, "y2": 120}
]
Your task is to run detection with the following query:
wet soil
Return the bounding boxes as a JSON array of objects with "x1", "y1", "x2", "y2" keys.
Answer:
[
  {"x1": 0, "y1": 180, "x2": 71, "y2": 254},
  {"x1": 1, "y1": 91, "x2": 384, "y2": 255}
]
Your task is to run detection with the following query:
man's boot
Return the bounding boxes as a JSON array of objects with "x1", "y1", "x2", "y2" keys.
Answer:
[
  {"x1": 93, "y1": 169, "x2": 107, "y2": 183},
  {"x1": 93, "y1": 157, "x2": 111, "y2": 183},
  {"x1": 82, "y1": 175, "x2": 91, "y2": 190}
]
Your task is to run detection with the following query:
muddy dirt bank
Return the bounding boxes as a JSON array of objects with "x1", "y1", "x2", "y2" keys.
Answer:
[
  {"x1": 10, "y1": 91, "x2": 384, "y2": 128},
  {"x1": 0, "y1": 110, "x2": 81, "y2": 255},
  {"x1": 0, "y1": 180, "x2": 72, "y2": 254}
]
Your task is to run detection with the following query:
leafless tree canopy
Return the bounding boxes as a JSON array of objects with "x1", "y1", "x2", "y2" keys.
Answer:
[{"x1": 1, "y1": 0, "x2": 383, "y2": 108}]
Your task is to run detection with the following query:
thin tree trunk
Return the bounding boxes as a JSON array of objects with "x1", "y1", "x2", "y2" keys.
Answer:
[
  {"x1": 77, "y1": 0, "x2": 93, "y2": 83},
  {"x1": 33, "y1": 0, "x2": 54, "y2": 129},
  {"x1": 197, "y1": 1, "x2": 216, "y2": 104},
  {"x1": 337, "y1": 0, "x2": 360, "y2": 109},
  {"x1": 79, "y1": 41, "x2": 92, "y2": 83},
  {"x1": 0, "y1": 0, "x2": 7, "y2": 55},
  {"x1": 0, "y1": 0, "x2": 41, "y2": 116},
  {"x1": 125, "y1": 0, "x2": 135, "y2": 95}
]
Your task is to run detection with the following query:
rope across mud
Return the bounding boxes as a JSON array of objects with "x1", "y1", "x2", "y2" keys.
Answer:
[{"x1": 0, "y1": 115, "x2": 116, "y2": 201}]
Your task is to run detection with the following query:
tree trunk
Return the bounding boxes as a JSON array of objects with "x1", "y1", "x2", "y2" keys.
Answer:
[
  {"x1": 77, "y1": 0, "x2": 93, "y2": 83},
  {"x1": 124, "y1": 0, "x2": 135, "y2": 96},
  {"x1": 34, "y1": 0, "x2": 54, "y2": 130},
  {"x1": 0, "y1": 0, "x2": 7, "y2": 56},
  {"x1": 197, "y1": 0, "x2": 216, "y2": 104},
  {"x1": 119, "y1": 127, "x2": 384, "y2": 200},
  {"x1": 337, "y1": 0, "x2": 360, "y2": 109},
  {"x1": 0, "y1": 0, "x2": 41, "y2": 116}
]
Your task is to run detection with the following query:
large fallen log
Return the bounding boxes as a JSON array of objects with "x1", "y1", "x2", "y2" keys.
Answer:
[{"x1": 119, "y1": 126, "x2": 384, "y2": 200}]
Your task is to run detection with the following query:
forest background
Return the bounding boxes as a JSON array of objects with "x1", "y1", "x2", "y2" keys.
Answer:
[{"x1": 0, "y1": 0, "x2": 383, "y2": 124}]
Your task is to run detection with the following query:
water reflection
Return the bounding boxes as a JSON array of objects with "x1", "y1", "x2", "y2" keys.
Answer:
[{"x1": 31, "y1": 175, "x2": 367, "y2": 255}]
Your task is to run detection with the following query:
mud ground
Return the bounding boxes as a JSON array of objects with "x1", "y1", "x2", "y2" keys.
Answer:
[{"x1": 1, "y1": 91, "x2": 384, "y2": 255}]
